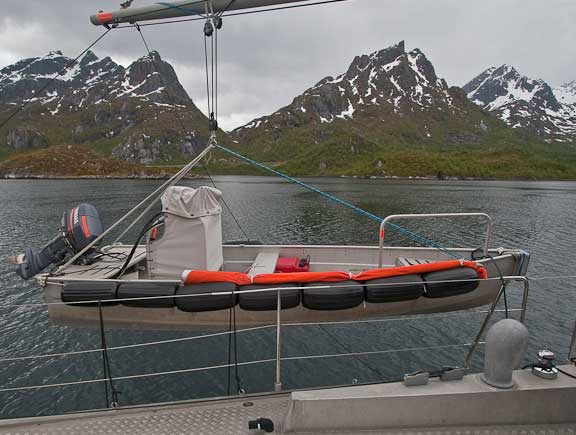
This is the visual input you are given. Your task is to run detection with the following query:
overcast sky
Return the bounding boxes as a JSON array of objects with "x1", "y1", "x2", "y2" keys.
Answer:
[{"x1": 1, "y1": 0, "x2": 575, "y2": 130}]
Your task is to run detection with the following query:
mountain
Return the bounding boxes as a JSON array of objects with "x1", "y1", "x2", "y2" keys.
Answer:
[
  {"x1": 229, "y1": 41, "x2": 563, "y2": 178},
  {"x1": 2, "y1": 45, "x2": 576, "y2": 179},
  {"x1": 463, "y1": 65, "x2": 576, "y2": 142},
  {"x1": 0, "y1": 50, "x2": 213, "y2": 163}
]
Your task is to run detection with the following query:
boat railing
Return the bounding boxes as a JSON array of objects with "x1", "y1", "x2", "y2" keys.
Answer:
[
  {"x1": 378, "y1": 213, "x2": 493, "y2": 267},
  {"x1": 570, "y1": 319, "x2": 576, "y2": 363},
  {"x1": 0, "y1": 274, "x2": 532, "y2": 402}
]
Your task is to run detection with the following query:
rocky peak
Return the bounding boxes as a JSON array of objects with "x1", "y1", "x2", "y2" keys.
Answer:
[
  {"x1": 0, "y1": 49, "x2": 192, "y2": 111},
  {"x1": 235, "y1": 41, "x2": 456, "y2": 134},
  {"x1": 464, "y1": 64, "x2": 561, "y2": 112},
  {"x1": 122, "y1": 51, "x2": 190, "y2": 106},
  {"x1": 464, "y1": 65, "x2": 576, "y2": 141},
  {"x1": 0, "y1": 49, "x2": 211, "y2": 165},
  {"x1": 79, "y1": 50, "x2": 99, "y2": 67}
]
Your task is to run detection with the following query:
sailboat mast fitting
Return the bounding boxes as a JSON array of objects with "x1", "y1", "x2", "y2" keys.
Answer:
[{"x1": 91, "y1": 0, "x2": 311, "y2": 26}]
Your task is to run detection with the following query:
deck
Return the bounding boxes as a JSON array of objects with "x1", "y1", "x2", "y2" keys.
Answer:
[{"x1": 0, "y1": 366, "x2": 574, "y2": 434}]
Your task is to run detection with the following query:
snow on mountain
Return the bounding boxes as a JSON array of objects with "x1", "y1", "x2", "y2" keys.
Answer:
[
  {"x1": 234, "y1": 41, "x2": 460, "y2": 134},
  {"x1": 554, "y1": 80, "x2": 576, "y2": 105},
  {"x1": 0, "y1": 50, "x2": 191, "y2": 114},
  {"x1": 464, "y1": 66, "x2": 576, "y2": 142},
  {"x1": 0, "y1": 50, "x2": 211, "y2": 162}
]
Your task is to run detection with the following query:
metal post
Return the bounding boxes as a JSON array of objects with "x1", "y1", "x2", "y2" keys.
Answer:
[
  {"x1": 274, "y1": 289, "x2": 282, "y2": 392},
  {"x1": 569, "y1": 320, "x2": 576, "y2": 364},
  {"x1": 519, "y1": 277, "x2": 530, "y2": 324},
  {"x1": 464, "y1": 283, "x2": 505, "y2": 369}
]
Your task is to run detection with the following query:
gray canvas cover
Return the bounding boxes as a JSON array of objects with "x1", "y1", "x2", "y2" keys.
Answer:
[
  {"x1": 148, "y1": 186, "x2": 223, "y2": 279},
  {"x1": 161, "y1": 185, "x2": 222, "y2": 218}
]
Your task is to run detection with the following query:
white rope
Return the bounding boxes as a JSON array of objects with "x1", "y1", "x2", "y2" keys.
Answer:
[{"x1": 0, "y1": 342, "x2": 482, "y2": 393}]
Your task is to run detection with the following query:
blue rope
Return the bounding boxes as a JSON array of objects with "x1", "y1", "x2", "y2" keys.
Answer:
[{"x1": 215, "y1": 144, "x2": 462, "y2": 259}]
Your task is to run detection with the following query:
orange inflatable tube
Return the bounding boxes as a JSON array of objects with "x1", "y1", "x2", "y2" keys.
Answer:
[
  {"x1": 182, "y1": 260, "x2": 487, "y2": 286},
  {"x1": 183, "y1": 271, "x2": 252, "y2": 286},
  {"x1": 353, "y1": 260, "x2": 488, "y2": 281}
]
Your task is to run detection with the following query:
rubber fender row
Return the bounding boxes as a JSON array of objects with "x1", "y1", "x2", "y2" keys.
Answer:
[{"x1": 61, "y1": 268, "x2": 480, "y2": 311}]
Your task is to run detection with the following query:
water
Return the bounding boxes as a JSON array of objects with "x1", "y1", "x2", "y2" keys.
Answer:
[{"x1": 0, "y1": 176, "x2": 575, "y2": 418}]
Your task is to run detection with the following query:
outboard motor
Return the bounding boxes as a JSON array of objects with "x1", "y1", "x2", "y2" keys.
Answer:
[{"x1": 12, "y1": 204, "x2": 103, "y2": 280}]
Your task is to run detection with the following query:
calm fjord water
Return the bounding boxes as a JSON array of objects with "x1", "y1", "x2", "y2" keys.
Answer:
[{"x1": 0, "y1": 176, "x2": 575, "y2": 418}]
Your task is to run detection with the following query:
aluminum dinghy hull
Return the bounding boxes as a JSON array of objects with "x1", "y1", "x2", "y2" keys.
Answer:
[{"x1": 41, "y1": 245, "x2": 528, "y2": 330}]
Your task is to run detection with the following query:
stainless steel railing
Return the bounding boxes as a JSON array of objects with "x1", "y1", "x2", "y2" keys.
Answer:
[
  {"x1": 378, "y1": 213, "x2": 493, "y2": 267},
  {"x1": 0, "y1": 275, "x2": 529, "y2": 401},
  {"x1": 569, "y1": 320, "x2": 576, "y2": 363}
]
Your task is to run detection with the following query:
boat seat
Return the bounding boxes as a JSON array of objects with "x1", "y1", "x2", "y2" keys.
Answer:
[
  {"x1": 247, "y1": 252, "x2": 279, "y2": 278},
  {"x1": 395, "y1": 257, "x2": 434, "y2": 267}
]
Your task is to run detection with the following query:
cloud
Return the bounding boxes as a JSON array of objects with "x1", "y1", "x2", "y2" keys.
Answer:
[{"x1": 1, "y1": 0, "x2": 575, "y2": 130}]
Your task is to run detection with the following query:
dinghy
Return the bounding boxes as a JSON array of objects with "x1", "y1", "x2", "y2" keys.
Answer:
[
  {"x1": 14, "y1": 183, "x2": 528, "y2": 329},
  {"x1": 9, "y1": 0, "x2": 529, "y2": 329}
]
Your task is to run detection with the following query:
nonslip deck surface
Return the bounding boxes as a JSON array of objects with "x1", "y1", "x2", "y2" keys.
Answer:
[
  {"x1": 0, "y1": 395, "x2": 290, "y2": 435},
  {"x1": 51, "y1": 246, "x2": 146, "y2": 280}
]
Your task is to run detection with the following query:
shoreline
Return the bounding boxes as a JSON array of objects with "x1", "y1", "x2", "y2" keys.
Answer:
[{"x1": 1, "y1": 173, "x2": 575, "y2": 182}]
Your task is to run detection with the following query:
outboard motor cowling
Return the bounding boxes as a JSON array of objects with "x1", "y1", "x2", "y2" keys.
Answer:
[
  {"x1": 62, "y1": 204, "x2": 103, "y2": 252},
  {"x1": 13, "y1": 204, "x2": 103, "y2": 280}
]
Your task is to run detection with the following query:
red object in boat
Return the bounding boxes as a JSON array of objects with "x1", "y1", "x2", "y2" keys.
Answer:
[{"x1": 275, "y1": 256, "x2": 310, "y2": 273}]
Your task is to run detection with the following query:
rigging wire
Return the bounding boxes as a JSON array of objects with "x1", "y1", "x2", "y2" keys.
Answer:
[
  {"x1": 127, "y1": 2, "x2": 459, "y2": 256},
  {"x1": 226, "y1": 298, "x2": 243, "y2": 395},
  {"x1": 213, "y1": 143, "x2": 463, "y2": 258},
  {"x1": 134, "y1": 9, "x2": 459, "y2": 256},
  {"x1": 317, "y1": 324, "x2": 384, "y2": 379},
  {"x1": 0, "y1": 308, "x2": 517, "y2": 364},
  {"x1": 0, "y1": 342, "x2": 481, "y2": 394},
  {"x1": 135, "y1": 24, "x2": 250, "y2": 241},
  {"x1": 0, "y1": 28, "x2": 112, "y2": 131},
  {"x1": 98, "y1": 302, "x2": 120, "y2": 408},
  {"x1": 204, "y1": 35, "x2": 212, "y2": 116}
]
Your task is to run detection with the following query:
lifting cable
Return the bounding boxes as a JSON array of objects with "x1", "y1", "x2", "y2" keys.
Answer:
[
  {"x1": 134, "y1": 23, "x2": 250, "y2": 241},
  {"x1": 131, "y1": 1, "x2": 461, "y2": 258}
]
